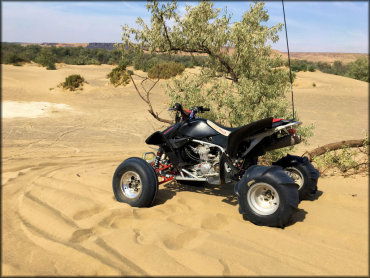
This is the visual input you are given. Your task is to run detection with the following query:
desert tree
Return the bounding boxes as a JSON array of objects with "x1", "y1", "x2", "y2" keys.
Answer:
[{"x1": 120, "y1": 1, "x2": 313, "y2": 158}]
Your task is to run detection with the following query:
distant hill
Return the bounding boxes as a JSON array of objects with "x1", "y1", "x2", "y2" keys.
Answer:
[
  {"x1": 20, "y1": 42, "x2": 117, "y2": 50},
  {"x1": 20, "y1": 42, "x2": 89, "y2": 48},
  {"x1": 86, "y1": 43, "x2": 116, "y2": 50}
]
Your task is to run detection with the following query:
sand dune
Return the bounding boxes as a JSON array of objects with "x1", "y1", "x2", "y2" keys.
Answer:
[{"x1": 1, "y1": 64, "x2": 368, "y2": 275}]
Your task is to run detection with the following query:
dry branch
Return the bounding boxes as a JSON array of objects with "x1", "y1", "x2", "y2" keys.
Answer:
[
  {"x1": 302, "y1": 139, "x2": 368, "y2": 161},
  {"x1": 129, "y1": 74, "x2": 174, "y2": 125}
]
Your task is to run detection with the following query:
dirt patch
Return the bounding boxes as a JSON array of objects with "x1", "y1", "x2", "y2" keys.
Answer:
[{"x1": 2, "y1": 101, "x2": 72, "y2": 119}]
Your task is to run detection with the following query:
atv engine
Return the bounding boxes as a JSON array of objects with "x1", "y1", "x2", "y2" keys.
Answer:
[{"x1": 185, "y1": 143, "x2": 221, "y2": 184}]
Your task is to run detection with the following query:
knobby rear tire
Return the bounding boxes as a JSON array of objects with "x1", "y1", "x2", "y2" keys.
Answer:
[
  {"x1": 273, "y1": 154, "x2": 320, "y2": 200},
  {"x1": 235, "y1": 165, "x2": 299, "y2": 228}
]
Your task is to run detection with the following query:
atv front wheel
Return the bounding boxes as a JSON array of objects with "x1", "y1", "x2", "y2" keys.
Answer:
[
  {"x1": 273, "y1": 155, "x2": 320, "y2": 200},
  {"x1": 235, "y1": 165, "x2": 299, "y2": 228},
  {"x1": 113, "y1": 157, "x2": 158, "y2": 207}
]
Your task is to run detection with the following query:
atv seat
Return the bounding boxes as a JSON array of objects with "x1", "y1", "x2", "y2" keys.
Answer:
[
  {"x1": 206, "y1": 120, "x2": 238, "y2": 136},
  {"x1": 226, "y1": 117, "x2": 273, "y2": 158}
]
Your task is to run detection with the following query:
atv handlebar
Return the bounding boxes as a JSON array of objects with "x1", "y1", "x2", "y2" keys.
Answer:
[
  {"x1": 193, "y1": 106, "x2": 210, "y2": 113},
  {"x1": 168, "y1": 103, "x2": 210, "y2": 121},
  {"x1": 169, "y1": 103, "x2": 210, "y2": 114}
]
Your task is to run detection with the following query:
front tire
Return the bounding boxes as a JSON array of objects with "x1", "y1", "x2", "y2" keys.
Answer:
[
  {"x1": 235, "y1": 165, "x2": 299, "y2": 228},
  {"x1": 273, "y1": 155, "x2": 320, "y2": 200},
  {"x1": 113, "y1": 157, "x2": 158, "y2": 207}
]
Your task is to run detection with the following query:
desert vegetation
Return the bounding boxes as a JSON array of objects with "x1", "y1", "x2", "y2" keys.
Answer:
[
  {"x1": 2, "y1": 41, "x2": 367, "y2": 81},
  {"x1": 1, "y1": 42, "x2": 207, "y2": 70},
  {"x1": 287, "y1": 58, "x2": 369, "y2": 82},
  {"x1": 147, "y1": 62, "x2": 185, "y2": 79},
  {"x1": 1, "y1": 43, "x2": 121, "y2": 66},
  {"x1": 59, "y1": 74, "x2": 86, "y2": 91},
  {"x1": 304, "y1": 137, "x2": 369, "y2": 176},
  {"x1": 107, "y1": 61, "x2": 131, "y2": 87}
]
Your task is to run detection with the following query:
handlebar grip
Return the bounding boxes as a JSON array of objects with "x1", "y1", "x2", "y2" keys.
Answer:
[
  {"x1": 173, "y1": 103, "x2": 182, "y2": 110},
  {"x1": 203, "y1": 108, "x2": 210, "y2": 112}
]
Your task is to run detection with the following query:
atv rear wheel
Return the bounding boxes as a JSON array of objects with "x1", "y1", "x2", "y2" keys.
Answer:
[
  {"x1": 273, "y1": 155, "x2": 320, "y2": 200},
  {"x1": 113, "y1": 157, "x2": 158, "y2": 207},
  {"x1": 235, "y1": 165, "x2": 299, "y2": 228}
]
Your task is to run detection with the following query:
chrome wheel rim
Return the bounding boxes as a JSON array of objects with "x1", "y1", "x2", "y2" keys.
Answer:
[
  {"x1": 285, "y1": 167, "x2": 304, "y2": 189},
  {"x1": 120, "y1": 171, "x2": 142, "y2": 199},
  {"x1": 247, "y1": 183, "x2": 280, "y2": 215}
]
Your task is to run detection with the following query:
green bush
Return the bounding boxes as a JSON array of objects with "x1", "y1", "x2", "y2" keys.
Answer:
[
  {"x1": 308, "y1": 64, "x2": 316, "y2": 72},
  {"x1": 148, "y1": 62, "x2": 185, "y2": 79},
  {"x1": 314, "y1": 146, "x2": 359, "y2": 174},
  {"x1": 316, "y1": 61, "x2": 333, "y2": 74},
  {"x1": 288, "y1": 59, "x2": 317, "y2": 72},
  {"x1": 1, "y1": 43, "x2": 208, "y2": 72},
  {"x1": 35, "y1": 47, "x2": 56, "y2": 70},
  {"x1": 107, "y1": 62, "x2": 131, "y2": 87},
  {"x1": 332, "y1": 60, "x2": 346, "y2": 75},
  {"x1": 1, "y1": 43, "x2": 28, "y2": 64},
  {"x1": 346, "y1": 57, "x2": 368, "y2": 82},
  {"x1": 46, "y1": 63, "x2": 56, "y2": 70},
  {"x1": 59, "y1": 74, "x2": 86, "y2": 91}
]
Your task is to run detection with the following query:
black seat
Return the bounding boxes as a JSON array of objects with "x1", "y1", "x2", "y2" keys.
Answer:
[{"x1": 226, "y1": 117, "x2": 273, "y2": 158}]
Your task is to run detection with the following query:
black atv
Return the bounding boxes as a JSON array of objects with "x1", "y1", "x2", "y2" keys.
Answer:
[{"x1": 113, "y1": 103, "x2": 319, "y2": 227}]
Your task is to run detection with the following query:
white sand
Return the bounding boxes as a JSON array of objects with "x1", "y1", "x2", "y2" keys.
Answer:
[{"x1": 2, "y1": 101, "x2": 71, "y2": 118}]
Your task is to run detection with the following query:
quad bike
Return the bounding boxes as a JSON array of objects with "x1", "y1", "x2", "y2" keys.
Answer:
[{"x1": 113, "y1": 103, "x2": 319, "y2": 227}]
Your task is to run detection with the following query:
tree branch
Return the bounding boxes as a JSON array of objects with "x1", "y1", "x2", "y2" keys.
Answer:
[
  {"x1": 302, "y1": 139, "x2": 368, "y2": 161},
  {"x1": 160, "y1": 13, "x2": 173, "y2": 50},
  {"x1": 130, "y1": 75, "x2": 148, "y2": 104},
  {"x1": 201, "y1": 44, "x2": 238, "y2": 83},
  {"x1": 130, "y1": 73, "x2": 173, "y2": 125}
]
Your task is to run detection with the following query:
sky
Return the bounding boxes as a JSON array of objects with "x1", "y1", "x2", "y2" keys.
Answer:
[{"x1": 1, "y1": 1, "x2": 368, "y2": 53}]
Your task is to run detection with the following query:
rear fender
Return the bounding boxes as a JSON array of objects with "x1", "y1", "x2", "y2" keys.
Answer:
[{"x1": 226, "y1": 118, "x2": 273, "y2": 158}]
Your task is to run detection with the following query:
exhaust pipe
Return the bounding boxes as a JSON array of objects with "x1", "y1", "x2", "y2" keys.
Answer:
[{"x1": 264, "y1": 134, "x2": 301, "y2": 152}]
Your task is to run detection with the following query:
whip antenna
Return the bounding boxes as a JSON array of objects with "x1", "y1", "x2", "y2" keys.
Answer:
[{"x1": 282, "y1": 0, "x2": 295, "y2": 119}]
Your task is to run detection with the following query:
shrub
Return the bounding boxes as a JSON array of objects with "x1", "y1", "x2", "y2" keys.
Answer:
[
  {"x1": 148, "y1": 62, "x2": 185, "y2": 79},
  {"x1": 59, "y1": 74, "x2": 86, "y2": 91},
  {"x1": 107, "y1": 62, "x2": 131, "y2": 87},
  {"x1": 332, "y1": 60, "x2": 346, "y2": 75},
  {"x1": 290, "y1": 59, "x2": 308, "y2": 72},
  {"x1": 316, "y1": 61, "x2": 333, "y2": 74},
  {"x1": 46, "y1": 63, "x2": 56, "y2": 70},
  {"x1": 35, "y1": 47, "x2": 57, "y2": 70},
  {"x1": 308, "y1": 64, "x2": 316, "y2": 72},
  {"x1": 313, "y1": 145, "x2": 362, "y2": 175},
  {"x1": 346, "y1": 57, "x2": 368, "y2": 82}
]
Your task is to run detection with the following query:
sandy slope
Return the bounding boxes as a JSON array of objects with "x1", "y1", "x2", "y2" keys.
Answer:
[{"x1": 1, "y1": 64, "x2": 368, "y2": 276}]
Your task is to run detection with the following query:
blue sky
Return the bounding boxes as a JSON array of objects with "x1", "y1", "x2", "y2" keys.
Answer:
[{"x1": 2, "y1": 1, "x2": 368, "y2": 53}]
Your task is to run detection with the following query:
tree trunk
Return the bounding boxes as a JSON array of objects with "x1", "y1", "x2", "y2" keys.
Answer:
[{"x1": 302, "y1": 139, "x2": 367, "y2": 161}]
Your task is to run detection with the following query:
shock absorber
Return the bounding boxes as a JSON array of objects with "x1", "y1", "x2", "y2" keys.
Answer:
[{"x1": 153, "y1": 150, "x2": 162, "y2": 169}]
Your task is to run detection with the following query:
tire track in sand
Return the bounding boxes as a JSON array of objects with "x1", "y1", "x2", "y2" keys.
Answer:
[{"x1": 11, "y1": 159, "x2": 148, "y2": 275}]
